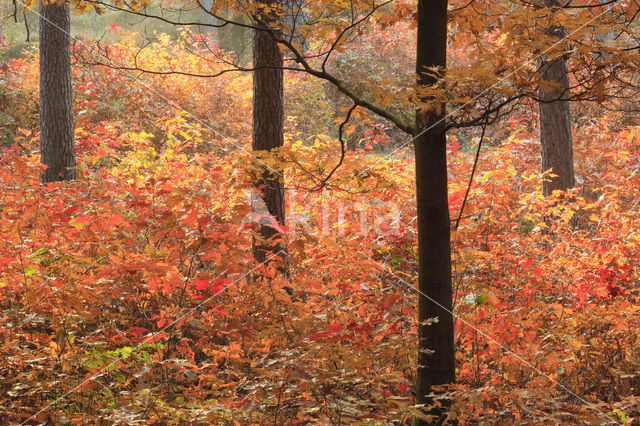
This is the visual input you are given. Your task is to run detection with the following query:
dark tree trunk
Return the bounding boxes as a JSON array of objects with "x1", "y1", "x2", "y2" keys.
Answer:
[
  {"x1": 539, "y1": 0, "x2": 574, "y2": 196},
  {"x1": 414, "y1": 0, "x2": 455, "y2": 423},
  {"x1": 39, "y1": 1, "x2": 75, "y2": 183},
  {"x1": 252, "y1": 1, "x2": 286, "y2": 265}
]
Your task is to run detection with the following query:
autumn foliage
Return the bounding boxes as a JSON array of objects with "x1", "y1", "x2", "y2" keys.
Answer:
[{"x1": 0, "y1": 27, "x2": 639, "y2": 424}]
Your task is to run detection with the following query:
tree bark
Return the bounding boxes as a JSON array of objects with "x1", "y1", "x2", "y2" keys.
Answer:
[
  {"x1": 252, "y1": 1, "x2": 286, "y2": 265},
  {"x1": 414, "y1": 1, "x2": 455, "y2": 424},
  {"x1": 538, "y1": 0, "x2": 574, "y2": 196},
  {"x1": 39, "y1": 0, "x2": 75, "y2": 183}
]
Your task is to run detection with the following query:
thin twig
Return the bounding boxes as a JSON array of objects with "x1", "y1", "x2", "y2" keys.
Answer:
[{"x1": 454, "y1": 123, "x2": 487, "y2": 230}]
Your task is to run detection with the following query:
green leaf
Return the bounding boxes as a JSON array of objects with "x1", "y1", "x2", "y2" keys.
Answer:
[{"x1": 29, "y1": 248, "x2": 48, "y2": 258}]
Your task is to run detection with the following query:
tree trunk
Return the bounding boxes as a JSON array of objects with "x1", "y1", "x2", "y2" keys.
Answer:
[
  {"x1": 39, "y1": 1, "x2": 75, "y2": 183},
  {"x1": 252, "y1": 1, "x2": 286, "y2": 265},
  {"x1": 232, "y1": 19, "x2": 248, "y2": 64},
  {"x1": 199, "y1": 0, "x2": 218, "y2": 40},
  {"x1": 538, "y1": 1, "x2": 574, "y2": 196},
  {"x1": 414, "y1": 1, "x2": 455, "y2": 424}
]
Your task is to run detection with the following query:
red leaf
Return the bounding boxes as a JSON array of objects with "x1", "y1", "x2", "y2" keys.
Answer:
[
  {"x1": 142, "y1": 331, "x2": 167, "y2": 344},
  {"x1": 192, "y1": 279, "x2": 209, "y2": 291},
  {"x1": 326, "y1": 323, "x2": 341, "y2": 333},
  {"x1": 125, "y1": 327, "x2": 147, "y2": 341},
  {"x1": 210, "y1": 279, "x2": 231, "y2": 294}
]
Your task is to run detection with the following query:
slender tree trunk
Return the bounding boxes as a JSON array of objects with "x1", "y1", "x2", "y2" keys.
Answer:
[
  {"x1": 199, "y1": 0, "x2": 218, "y2": 40},
  {"x1": 414, "y1": 1, "x2": 455, "y2": 424},
  {"x1": 252, "y1": 1, "x2": 286, "y2": 265},
  {"x1": 539, "y1": 0, "x2": 574, "y2": 196},
  {"x1": 39, "y1": 0, "x2": 75, "y2": 183},
  {"x1": 232, "y1": 19, "x2": 248, "y2": 64}
]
